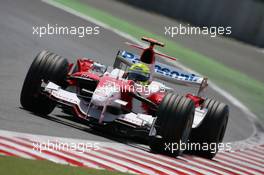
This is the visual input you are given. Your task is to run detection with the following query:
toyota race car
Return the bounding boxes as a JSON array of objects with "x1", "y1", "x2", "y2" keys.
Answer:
[{"x1": 20, "y1": 37, "x2": 229, "y2": 159}]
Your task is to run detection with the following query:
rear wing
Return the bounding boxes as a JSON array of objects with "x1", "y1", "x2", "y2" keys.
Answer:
[{"x1": 114, "y1": 51, "x2": 208, "y2": 93}]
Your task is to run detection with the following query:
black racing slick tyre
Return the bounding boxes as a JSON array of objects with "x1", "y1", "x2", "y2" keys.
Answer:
[
  {"x1": 149, "y1": 93, "x2": 195, "y2": 157},
  {"x1": 20, "y1": 50, "x2": 69, "y2": 115},
  {"x1": 188, "y1": 99, "x2": 229, "y2": 159}
]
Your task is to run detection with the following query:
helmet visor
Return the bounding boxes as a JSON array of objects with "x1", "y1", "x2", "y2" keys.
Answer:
[{"x1": 127, "y1": 71, "x2": 150, "y2": 82}]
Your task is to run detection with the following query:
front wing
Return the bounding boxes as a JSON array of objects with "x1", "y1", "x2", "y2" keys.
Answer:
[{"x1": 42, "y1": 82, "x2": 155, "y2": 127}]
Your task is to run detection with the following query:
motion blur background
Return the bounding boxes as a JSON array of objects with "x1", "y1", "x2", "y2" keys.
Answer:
[{"x1": 120, "y1": 0, "x2": 264, "y2": 48}]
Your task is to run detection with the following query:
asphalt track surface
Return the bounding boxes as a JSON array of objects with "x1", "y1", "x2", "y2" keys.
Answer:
[{"x1": 0, "y1": 0, "x2": 256, "y2": 144}]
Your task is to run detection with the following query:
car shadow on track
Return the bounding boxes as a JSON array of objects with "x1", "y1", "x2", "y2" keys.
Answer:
[{"x1": 21, "y1": 107, "x2": 147, "y2": 145}]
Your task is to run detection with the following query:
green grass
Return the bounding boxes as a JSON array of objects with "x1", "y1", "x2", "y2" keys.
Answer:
[
  {"x1": 53, "y1": 0, "x2": 264, "y2": 119},
  {"x1": 0, "y1": 156, "x2": 130, "y2": 175}
]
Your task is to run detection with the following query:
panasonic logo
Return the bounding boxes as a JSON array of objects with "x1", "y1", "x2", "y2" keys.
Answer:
[{"x1": 154, "y1": 65, "x2": 198, "y2": 81}]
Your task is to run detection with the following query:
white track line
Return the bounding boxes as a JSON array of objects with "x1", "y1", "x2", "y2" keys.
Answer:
[
  {"x1": 190, "y1": 157, "x2": 249, "y2": 175},
  {"x1": 1, "y1": 136, "x2": 100, "y2": 169},
  {"x1": 85, "y1": 150, "x2": 155, "y2": 174},
  {"x1": 129, "y1": 152, "x2": 217, "y2": 175},
  {"x1": 0, "y1": 138, "x2": 68, "y2": 164},
  {"x1": 245, "y1": 150, "x2": 264, "y2": 159},
  {"x1": 86, "y1": 150, "x2": 149, "y2": 174},
  {"x1": 112, "y1": 149, "x2": 198, "y2": 175},
  {"x1": 127, "y1": 149, "x2": 223, "y2": 175},
  {"x1": 98, "y1": 150, "x2": 168, "y2": 174},
  {"x1": 42, "y1": 0, "x2": 259, "y2": 138},
  {"x1": 213, "y1": 157, "x2": 262, "y2": 175},
  {"x1": 177, "y1": 156, "x2": 230, "y2": 175},
  {"x1": 100, "y1": 148, "x2": 177, "y2": 175},
  {"x1": 66, "y1": 151, "x2": 133, "y2": 173},
  {"x1": 0, "y1": 145, "x2": 34, "y2": 159},
  {"x1": 15, "y1": 137, "x2": 109, "y2": 170},
  {"x1": 216, "y1": 154, "x2": 264, "y2": 173},
  {"x1": 18, "y1": 137, "x2": 141, "y2": 174},
  {"x1": 256, "y1": 145, "x2": 264, "y2": 151},
  {"x1": 219, "y1": 152, "x2": 264, "y2": 168},
  {"x1": 232, "y1": 151, "x2": 264, "y2": 164}
]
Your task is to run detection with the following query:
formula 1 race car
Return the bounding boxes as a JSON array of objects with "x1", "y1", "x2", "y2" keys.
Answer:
[{"x1": 20, "y1": 37, "x2": 229, "y2": 159}]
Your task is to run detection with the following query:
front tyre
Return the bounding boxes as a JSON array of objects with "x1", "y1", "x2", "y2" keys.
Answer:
[
  {"x1": 188, "y1": 99, "x2": 229, "y2": 159},
  {"x1": 20, "y1": 50, "x2": 69, "y2": 115},
  {"x1": 149, "y1": 93, "x2": 195, "y2": 157}
]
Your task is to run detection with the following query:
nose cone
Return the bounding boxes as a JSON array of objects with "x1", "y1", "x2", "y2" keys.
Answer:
[
  {"x1": 91, "y1": 86, "x2": 118, "y2": 106},
  {"x1": 92, "y1": 93, "x2": 107, "y2": 106}
]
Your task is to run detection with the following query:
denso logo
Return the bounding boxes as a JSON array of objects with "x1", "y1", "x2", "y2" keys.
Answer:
[{"x1": 121, "y1": 51, "x2": 199, "y2": 82}]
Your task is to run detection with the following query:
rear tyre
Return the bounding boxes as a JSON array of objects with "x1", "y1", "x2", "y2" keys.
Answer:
[
  {"x1": 149, "y1": 93, "x2": 195, "y2": 157},
  {"x1": 20, "y1": 50, "x2": 69, "y2": 115},
  {"x1": 188, "y1": 99, "x2": 229, "y2": 159}
]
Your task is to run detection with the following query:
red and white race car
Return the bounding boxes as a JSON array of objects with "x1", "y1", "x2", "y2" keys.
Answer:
[{"x1": 20, "y1": 37, "x2": 229, "y2": 159}]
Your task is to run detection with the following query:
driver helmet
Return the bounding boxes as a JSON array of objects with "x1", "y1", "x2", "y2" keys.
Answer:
[{"x1": 127, "y1": 63, "x2": 150, "y2": 85}]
